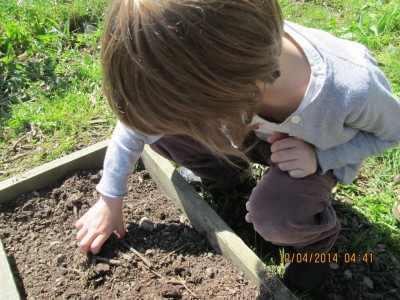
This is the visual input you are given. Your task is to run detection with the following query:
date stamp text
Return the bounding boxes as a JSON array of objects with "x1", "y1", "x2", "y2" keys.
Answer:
[{"x1": 279, "y1": 252, "x2": 373, "y2": 264}]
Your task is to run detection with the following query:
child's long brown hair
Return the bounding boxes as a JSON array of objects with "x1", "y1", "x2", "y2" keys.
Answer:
[{"x1": 102, "y1": 0, "x2": 283, "y2": 162}]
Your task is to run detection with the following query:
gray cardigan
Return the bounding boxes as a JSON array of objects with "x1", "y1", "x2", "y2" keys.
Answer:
[{"x1": 97, "y1": 22, "x2": 400, "y2": 199}]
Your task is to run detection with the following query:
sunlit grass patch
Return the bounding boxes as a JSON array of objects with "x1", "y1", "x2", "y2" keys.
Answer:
[{"x1": 0, "y1": 0, "x2": 113, "y2": 179}]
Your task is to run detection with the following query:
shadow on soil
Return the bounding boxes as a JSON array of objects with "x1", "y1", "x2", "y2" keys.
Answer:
[{"x1": 4, "y1": 253, "x2": 28, "y2": 298}]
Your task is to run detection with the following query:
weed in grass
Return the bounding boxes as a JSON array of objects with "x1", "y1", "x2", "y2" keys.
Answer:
[{"x1": 356, "y1": 1, "x2": 398, "y2": 37}]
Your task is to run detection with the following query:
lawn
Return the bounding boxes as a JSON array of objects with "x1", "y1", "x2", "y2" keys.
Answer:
[
  {"x1": 0, "y1": 0, "x2": 115, "y2": 178},
  {"x1": 1, "y1": 0, "x2": 399, "y2": 297}
]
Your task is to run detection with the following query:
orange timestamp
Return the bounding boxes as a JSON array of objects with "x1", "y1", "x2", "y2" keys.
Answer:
[{"x1": 279, "y1": 252, "x2": 374, "y2": 264}]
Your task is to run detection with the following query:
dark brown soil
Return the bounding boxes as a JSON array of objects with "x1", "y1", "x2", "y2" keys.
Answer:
[{"x1": 0, "y1": 169, "x2": 260, "y2": 299}]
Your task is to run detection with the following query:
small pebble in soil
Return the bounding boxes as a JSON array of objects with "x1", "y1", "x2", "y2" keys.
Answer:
[
  {"x1": 179, "y1": 214, "x2": 185, "y2": 222},
  {"x1": 206, "y1": 267, "x2": 215, "y2": 279},
  {"x1": 343, "y1": 269, "x2": 352, "y2": 280},
  {"x1": 138, "y1": 217, "x2": 154, "y2": 231},
  {"x1": 145, "y1": 249, "x2": 154, "y2": 256},
  {"x1": 122, "y1": 253, "x2": 132, "y2": 260},
  {"x1": 362, "y1": 276, "x2": 374, "y2": 290},
  {"x1": 53, "y1": 254, "x2": 66, "y2": 267},
  {"x1": 177, "y1": 254, "x2": 185, "y2": 262},
  {"x1": 377, "y1": 244, "x2": 386, "y2": 253},
  {"x1": 161, "y1": 286, "x2": 181, "y2": 298},
  {"x1": 329, "y1": 262, "x2": 339, "y2": 270},
  {"x1": 94, "y1": 263, "x2": 110, "y2": 273},
  {"x1": 90, "y1": 174, "x2": 101, "y2": 181}
]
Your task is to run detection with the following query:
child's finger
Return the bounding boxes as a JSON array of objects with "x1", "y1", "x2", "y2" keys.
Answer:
[
  {"x1": 75, "y1": 217, "x2": 84, "y2": 230},
  {"x1": 267, "y1": 132, "x2": 288, "y2": 144},
  {"x1": 90, "y1": 233, "x2": 109, "y2": 254},
  {"x1": 271, "y1": 148, "x2": 300, "y2": 163},
  {"x1": 245, "y1": 201, "x2": 254, "y2": 223},
  {"x1": 276, "y1": 160, "x2": 301, "y2": 172},
  {"x1": 115, "y1": 223, "x2": 126, "y2": 239},
  {"x1": 76, "y1": 226, "x2": 88, "y2": 241},
  {"x1": 270, "y1": 137, "x2": 298, "y2": 153},
  {"x1": 288, "y1": 169, "x2": 307, "y2": 178},
  {"x1": 245, "y1": 212, "x2": 253, "y2": 223},
  {"x1": 79, "y1": 230, "x2": 97, "y2": 253}
]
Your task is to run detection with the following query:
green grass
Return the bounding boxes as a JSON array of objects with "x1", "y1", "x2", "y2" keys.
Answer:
[
  {"x1": 280, "y1": 0, "x2": 400, "y2": 96},
  {"x1": 0, "y1": 0, "x2": 115, "y2": 178},
  {"x1": 0, "y1": 0, "x2": 399, "y2": 279}
]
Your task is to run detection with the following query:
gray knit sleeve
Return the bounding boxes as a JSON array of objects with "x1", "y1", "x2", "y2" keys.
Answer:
[
  {"x1": 315, "y1": 51, "x2": 400, "y2": 184},
  {"x1": 96, "y1": 122, "x2": 161, "y2": 198}
]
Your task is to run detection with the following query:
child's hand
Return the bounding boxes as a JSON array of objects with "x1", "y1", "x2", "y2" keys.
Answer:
[
  {"x1": 75, "y1": 195, "x2": 125, "y2": 254},
  {"x1": 267, "y1": 132, "x2": 317, "y2": 178}
]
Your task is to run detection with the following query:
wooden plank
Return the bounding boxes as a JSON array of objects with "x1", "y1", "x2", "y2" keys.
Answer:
[
  {"x1": 141, "y1": 146, "x2": 297, "y2": 299},
  {"x1": 0, "y1": 141, "x2": 109, "y2": 204},
  {"x1": 0, "y1": 239, "x2": 20, "y2": 300}
]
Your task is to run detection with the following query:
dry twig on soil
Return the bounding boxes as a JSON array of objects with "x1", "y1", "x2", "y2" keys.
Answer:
[
  {"x1": 12, "y1": 134, "x2": 27, "y2": 152},
  {"x1": 119, "y1": 240, "x2": 153, "y2": 268},
  {"x1": 178, "y1": 275, "x2": 198, "y2": 298},
  {"x1": 94, "y1": 256, "x2": 123, "y2": 266},
  {"x1": 160, "y1": 243, "x2": 194, "y2": 263}
]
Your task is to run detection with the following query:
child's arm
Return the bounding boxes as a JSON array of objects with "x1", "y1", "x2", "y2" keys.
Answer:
[
  {"x1": 315, "y1": 53, "x2": 400, "y2": 184},
  {"x1": 266, "y1": 50, "x2": 400, "y2": 183},
  {"x1": 96, "y1": 122, "x2": 159, "y2": 199},
  {"x1": 76, "y1": 122, "x2": 161, "y2": 253}
]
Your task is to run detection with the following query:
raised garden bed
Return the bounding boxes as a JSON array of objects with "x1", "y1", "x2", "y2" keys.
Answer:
[{"x1": 0, "y1": 143, "x2": 295, "y2": 299}]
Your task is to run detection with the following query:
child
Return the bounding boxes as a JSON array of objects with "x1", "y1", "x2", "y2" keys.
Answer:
[{"x1": 76, "y1": 0, "x2": 400, "y2": 291}]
